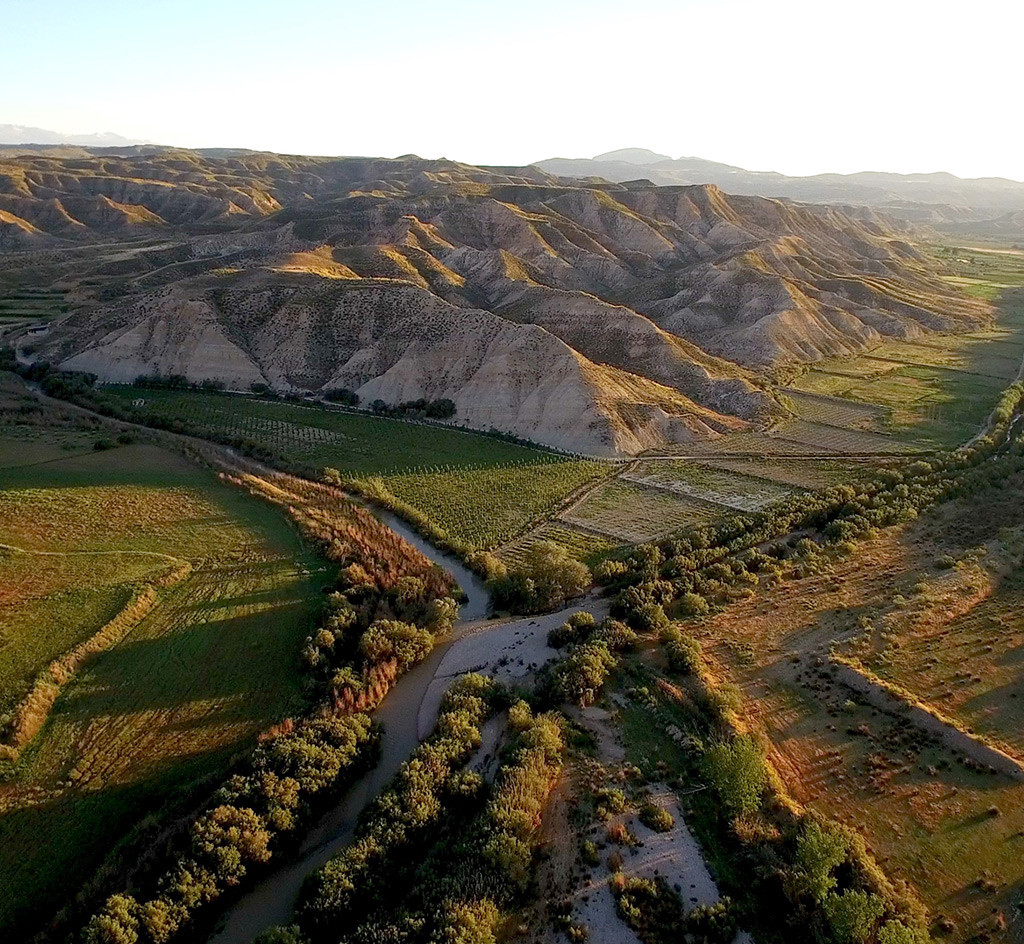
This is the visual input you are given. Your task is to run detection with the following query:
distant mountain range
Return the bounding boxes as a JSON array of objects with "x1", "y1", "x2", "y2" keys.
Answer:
[
  {"x1": 0, "y1": 125, "x2": 146, "y2": 147},
  {"x1": 537, "y1": 150, "x2": 1024, "y2": 239}
]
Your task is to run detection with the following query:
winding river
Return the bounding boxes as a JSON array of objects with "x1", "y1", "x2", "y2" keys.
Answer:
[{"x1": 206, "y1": 512, "x2": 496, "y2": 943}]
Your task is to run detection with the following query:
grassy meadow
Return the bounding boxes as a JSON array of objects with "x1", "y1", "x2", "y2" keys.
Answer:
[
  {"x1": 0, "y1": 430, "x2": 324, "y2": 935},
  {"x1": 788, "y1": 247, "x2": 1024, "y2": 449}
]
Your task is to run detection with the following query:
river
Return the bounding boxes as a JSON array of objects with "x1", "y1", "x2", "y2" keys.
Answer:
[{"x1": 206, "y1": 510, "x2": 498, "y2": 943}]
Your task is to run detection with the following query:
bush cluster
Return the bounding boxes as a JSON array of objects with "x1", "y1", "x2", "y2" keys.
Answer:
[
  {"x1": 296, "y1": 695, "x2": 565, "y2": 944},
  {"x1": 83, "y1": 715, "x2": 378, "y2": 944},
  {"x1": 298, "y1": 673, "x2": 499, "y2": 936}
]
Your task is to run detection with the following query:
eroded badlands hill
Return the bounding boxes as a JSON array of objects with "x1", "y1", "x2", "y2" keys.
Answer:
[{"x1": 3, "y1": 152, "x2": 988, "y2": 453}]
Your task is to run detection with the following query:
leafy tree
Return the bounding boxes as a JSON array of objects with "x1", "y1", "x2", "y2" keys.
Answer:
[
  {"x1": 491, "y1": 542, "x2": 590, "y2": 613},
  {"x1": 822, "y1": 889, "x2": 885, "y2": 944},
  {"x1": 82, "y1": 894, "x2": 141, "y2": 944},
  {"x1": 425, "y1": 398, "x2": 456, "y2": 419},
  {"x1": 702, "y1": 736, "x2": 767, "y2": 817},
  {"x1": 795, "y1": 821, "x2": 848, "y2": 902}
]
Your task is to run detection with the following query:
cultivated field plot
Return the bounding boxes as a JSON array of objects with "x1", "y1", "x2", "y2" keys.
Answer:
[
  {"x1": 367, "y1": 459, "x2": 607, "y2": 550},
  {"x1": 496, "y1": 521, "x2": 618, "y2": 569},
  {"x1": 560, "y1": 479, "x2": 719, "y2": 543},
  {"x1": 783, "y1": 389, "x2": 889, "y2": 432},
  {"x1": 934, "y1": 244, "x2": 1024, "y2": 301},
  {"x1": 656, "y1": 430, "x2": 836, "y2": 458},
  {"x1": 0, "y1": 436, "x2": 322, "y2": 936},
  {"x1": 772, "y1": 418, "x2": 918, "y2": 454},
  {"x1": 623, "y1": 459, "x2": 795, "y2": 512},
  {"x1": 98, "y1": 387, "x2": 608, "y2": 549},
  {"x1": 0, "y1": 287, "x2": 67, "y2": 323},
  {"x1": 698, "y1": 456, "x2": 880, "y2": 490},
  {"x1": 691, "y1": 479, "x2": 1024, "y2": 942},
  {"x1": 100, "y1": 387, "x2": 558, "y2": 473}
]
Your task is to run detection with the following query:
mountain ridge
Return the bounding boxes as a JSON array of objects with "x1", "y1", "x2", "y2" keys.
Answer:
[
  {"x1": 1, "y1": 150, "x2": 989, "y2": 454},
  {"x1": 537, "y1": 150, "x2": 1024, "y2": 235}
]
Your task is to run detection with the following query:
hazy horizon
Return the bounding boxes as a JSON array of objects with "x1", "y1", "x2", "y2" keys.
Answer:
[{"x1": 3, "y1": 0, "x2": 1020, "y2": 180}]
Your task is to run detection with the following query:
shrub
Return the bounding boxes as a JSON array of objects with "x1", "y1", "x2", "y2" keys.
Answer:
[
  {"x1": 594, "y1": 787, "x2": 627, "y2": 819},
  {"x1": 677, "y1": 592, "x2": 710, "y2": 619},
  {"x1": 661, "y1": 625, "x2": 703, "y2": 675},
  {"x1": 638, "y1": 803, "x2": 674, "y2": 833},
  {"x1": 630, "y1": 602, "x2": 668, "y2": 633},
  {"x1": 552, "y1": 641, "x2": 616, "y2": 707},
  {"x1": 359, "y1": 620, "x2": 433, "y2": 671},
  {"x1": 687, "y1": 898, "x2": 738, "y2": 944},
  {"x1": 548, "y1": 611, "x2": 596, "y2": 648},
  {"x1": 592, "y1": 618, "x2": 638, "y2": 652}
]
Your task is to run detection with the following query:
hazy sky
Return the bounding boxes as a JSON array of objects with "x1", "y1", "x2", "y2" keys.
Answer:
[{"x1": 4, "y1": 0, "x2": 1020, "y2": 179}]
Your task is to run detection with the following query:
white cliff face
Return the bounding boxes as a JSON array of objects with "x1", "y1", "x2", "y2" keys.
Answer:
[{"x1": 40, "y1": 277, "x2": 740, "y2": 456}]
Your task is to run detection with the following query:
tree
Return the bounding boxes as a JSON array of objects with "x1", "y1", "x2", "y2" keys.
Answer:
[
  {"x1": 491, "y1": 542, "x2": 590, "y2": 613},
  {"x1": 702, "y1": 736, "x2": 767, "y2": 817},
  {"x1": 822, "y1": 889, "x2": 885, "y2": 944},
  {"x1": 83, "y1": 894, "x2": 141, "y2": 944},
  {"x1": 425, "y1": 398, "x2": 456, "y2": 419},
  {"x1": 794, "y1": 821, "x2": 848, "y2": 902}
]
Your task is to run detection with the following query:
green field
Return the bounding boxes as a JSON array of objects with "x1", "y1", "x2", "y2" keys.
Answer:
[
  {"x1": 0, "y1": 432, "x2": 324, "y2": 935},
  {"x1": 98, "y1": 387, "x2": 609, "y2": 550},
  {"x1": 787, "y1": 250, "x2": 1024, "y2": 449}
]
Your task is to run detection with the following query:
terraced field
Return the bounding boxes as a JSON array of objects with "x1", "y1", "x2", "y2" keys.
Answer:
[
  {"x1": 699, "y1": 456, "x2": 880, "y2": 490},
  {"x1": 0, "y1": 434, "x2": 323, "y2": 935},
  {"x1": 496, "y1": 521, "x2": 618, "y2": 569}
]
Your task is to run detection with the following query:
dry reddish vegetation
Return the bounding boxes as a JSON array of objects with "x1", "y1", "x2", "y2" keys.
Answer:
[
  {"x1": 688, "y1": 482, "x2": 1024, "y2": 942},
  {"x1": 224, "y1": 469, "x2": 454, "y2": 595}
]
